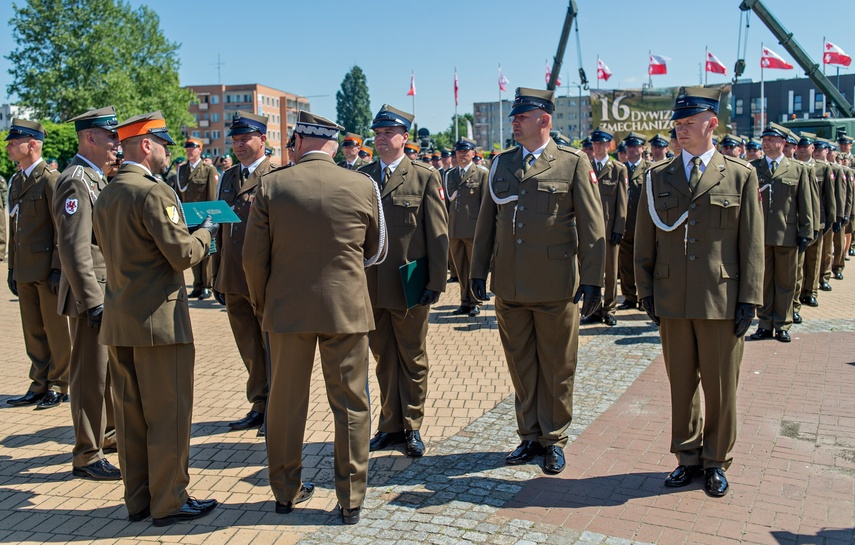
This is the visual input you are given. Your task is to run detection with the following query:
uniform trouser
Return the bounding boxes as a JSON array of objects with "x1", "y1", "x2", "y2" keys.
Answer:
[
  {"x1": 793, "y1": 249, "x2": 806, "y2": 313},
  {"x1": 832, "y1": 229, "x2": 847, "y2": 272},
  {"x1": 758, "y1": 246, "x2": 797, "y2": 331},
  {"x1": 803, "y1": 234, "x2": 824, "y2": 297},
  {"x1": 598, "y1": 238, "x2": 620, "y2": 318},
  {"x1": 495, "y1": 297, "x2": 577, "y2": 448},
  {"x1": 16, "y1": 281, "x2": 70, "y2": 393},
  {"x1": 225, "y1": 292, "x2": 268, "y2": 413},
  {"x1": 450, "y1": 237, "x2": 477, "y2": 308},
  {"x1": 109, "y1": 343, "x2": 194, "y2": 519},
  {"x1": 69, "y1": 315, "x2": 116, "y2": 467},
  {"x1": 369, "y1": 305, "x2": 430, "y2": 432},
  {"x1": 0, "y1": 214, "x2": 6, "y2": 260},
  {"x1": 191, "y1": 256, "x2": 213, "y2": 291},
  {"x1": 617, "y1": 233, "x2": 637, "y2": 305},
  {"x1": 448, "y1": 248, "x2": 458, "y2": 279},
  {"x1": 659, "y1": 318, "x2": 741, "y2": 470},
  {"x1": 267, "y1": 332, "x2": 369, "y2": 510},
  {"x1": 820, "y1": 228, "x2": 835, "y2": 282}
]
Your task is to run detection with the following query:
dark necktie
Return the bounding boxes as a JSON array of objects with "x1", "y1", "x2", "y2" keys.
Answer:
[
  {"x1": 689, "y1": 157, "x2": 702, "y2": 193},
  {"x1": 523, "y1": 153, "x2": 535, "y2": 172},
  {"x1": 628, "y1": 164, "x2": 635, "y2": 177},
  {"x1": 382, "y1": 166, "x2": 392, "y2": 190},
  {"x1": 770, "y1": 161, "x2": 777, "y2": 174},
  {"x1": 347, "y1": 163, "x2": 353, "y2": 170},
  {"x1": 242, "y1": 168, "x2": 249, "y2": 181}
]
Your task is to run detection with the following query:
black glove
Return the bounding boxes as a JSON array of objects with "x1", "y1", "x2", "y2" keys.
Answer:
[
  {"x1": 48, "y1": 269, "x2": 61, "y2": 295},
  {"x1": 843, "y1": 216, "x2": 850, "y2": 226},
  {"x1": 797, "y1": 237, "x2": 809, "y2": 254},
  {"x1": 190, "y1": 214, "x2": 219, "y2": 238},
  {"x1": 573, "y1": 284, "x2": 602, "y2": 319},
  {"x1": 7, "y1": 269, "x2": 17, "y2": 297},
  {"x1": 734, "y1": 303, "x2": 756, "y2": 338},
  {"x1": 418, "y1": 289, "x2": 440, "y2": 306},
  {"x1": 833, "y1": 220, "x2": 842, "y2": 233},
  {"x1": 640, "y1": 296, "x2": 660, "y2": 326},
  {"x1": 214, "y1": 290, "x2": 226, "y2": 306},
  {"x1": 813, "y1": 230, "x2": 819, "y2": 240},
  {"x1": 610, "y1": 232, "x2": 623, "y2": 246},
  {"x1": 87, "y1": 304, "x2": 104, "y2": 329},
  {"x1": 471, "y1": 278, "x2": 488, "y2": 301}
]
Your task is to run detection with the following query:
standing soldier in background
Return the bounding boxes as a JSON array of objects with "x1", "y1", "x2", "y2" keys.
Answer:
[
  {"x1": 797, "y1": 133, "x2": 835, "y2": 307},
  {"x1": 649, "y1": 133, "x2": 669, "y2": 163},
  {"x1": 829, "y1": 144, "x2": 852, "y2": 281},
  {"x1": 582, "y1": 128, "x2": 627, "y2": 327},
  {"x1": 0, "y1": 173, "x2": 7, "y2": 261},
  {"x1": 812, "y1": 139, "x2": 839, "y2": 295},
  {"x1": 213, "y1": 111, "x2": 274, "y2": 436},
  {"x1": 93, "y1": 111, "x2": 219, "y2": 526},
  {"x1": 784, "y1": 129, "x2": 813, "y2": 325},
  {"x1": 445, "y1": 137, "x2": 487, "y2": 317},
  {"x1": 747, "y1": 123, "x2": 811, "y2": 343},
  {"x1": 471, "y1": 88, "x2": 605, "y2": 475},
  {"x1": 4, "y1": 119, "x2": 71, "y2": 409},
  {"x1": 618, "y1": 132, "x2": 651, "y2": 311},
  {"x1": 359, "y1": 104, "x2": 448, "y2": 459},
  {"x1": 54, "y1": 106, "x2": 123, "y2": 480},
  {"x1": 635, "y1": 87, "x2": 764, "y2": 498},
  {"x1": 177, "y1": 136, "x2": 218, "y2": 299},
  {"x1": 744, "y1": 139, "x2": 763, "y2": 161},
  {"x1": 337, "y1": 133, "x2": 366, "y2": 170}
]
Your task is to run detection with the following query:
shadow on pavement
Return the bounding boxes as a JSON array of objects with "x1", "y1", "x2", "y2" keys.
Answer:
[{"x1": 771, "y1": 528, "x2": 855, "y2": 544}]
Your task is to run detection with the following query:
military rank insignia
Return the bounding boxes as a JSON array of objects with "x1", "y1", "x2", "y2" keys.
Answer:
[
  {"x1": 64, "y1": 197, "x2": 78, "y2": 215},
  {"x1": 165, "y1": 205, "x2": 180, "y2": 224}
]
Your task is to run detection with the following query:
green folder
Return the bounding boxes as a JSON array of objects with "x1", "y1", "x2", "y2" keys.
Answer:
[
  {"x1": 399, "y1": 256, "x2": 429, "y2": 309},
  {"x1": 182, "y1": 200, "x2": 241, "y2": 226}
]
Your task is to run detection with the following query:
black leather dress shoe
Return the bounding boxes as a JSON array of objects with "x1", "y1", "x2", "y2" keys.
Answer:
[
  {"x1": 604, "y1": 315, "x2": 617, "y2": 327},
  {"x1": 664, "y1": 465, "x2": 702, "y2": 487},
  {"x1": 369, "y1": 431, "x2": 405, "y2": 451},
  {"x1": 73, "y1": 458, "x2": 122, "y2": 481},
  {"x1": 617, "y1": 301, "x2": 636, "y2": 311},
  {"x1": 275, "y1": 483, "x2": 314, "y2": 514},
  {"x1": 257, "y1": 423, "x2": 266, "y2": 437},
  {"x1": 543, "y1": 445, "x2": 566, "y2": 474},
  {"x1": 341, "y1": 505, "x2": 361, "y2": 525},
  {"x1": 468, "y1": 306, "x2": 481, "y2": 317},
  {"x1": 102, "y1": 443, "x2": 117, "y2": 454},
  {"x1": 448, "y1": 276, "x2": 458, "y2": 283},
  {"x1": 152, "y1": 497, "x2": 218, "y2": 526},
  {"x1": 6, "y1": 390, "x2": 45, "y2": 406},
  {"x1": 505, "y1": 440, "x2": 544, "y2": 465},
  {"x1": 704, "y1": 468, "x2": 729, "y2": 497},
  {"x1": 775, "y1": 330, "x2": 791, "y2": 343},
  {"x1": 806, "y1": 296, "x2": 819, "y2": 307},
  {"x1": 819, "y1": 281, "x2": 832, "y2": 292},
  {"x1": 128, "y1": 506, "x2": 150, "y2": 522},
  {"x1": 451, "y1": 305, "x2": 470, "y2": 315},
  {"x1": 580, "y1": 315, "x2": 603, "y2": 325},
  {"x1": 749, "y1": 328, "x2": 773, "y2": 340},
  {"x1": 405, "y1": 430, "x2": 425, "y2": 457},
  {"x1": 228, "y1": 410, "x2": 264, "y2": 430},
  {"x1": 793, "y1": 311, "x2": 802, "y2": 324},
  {"x1": 834, "y1": 271, "x2": 844, "y2": 280},
  {"x1": 198, "y1": 289, "x2": 212, "y2": 300},
  {"x1": 35, "y1": 391, "x2": 69, "y2": 410},
  {"x1": 188, "y1": 288, "x2": 203, "y2": 298}
]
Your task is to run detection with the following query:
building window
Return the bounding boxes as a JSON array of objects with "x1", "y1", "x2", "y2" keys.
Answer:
[
  {"x1": 191, "y1": 131, "x2": 200, "y2": 138},
  {"x1": 750, "y1": 97, "x2": 766, "y2": 114},
  {"x1": 204, "y1": 131, "x2": 210, "y2": 138},
  {"x1": 815, "y1": 93, "x2": 825, "y2": 111},
  {"x1": 793, "y1": 95, "x2": 802, "y2": 112},
  {"x1": 212, "y1": 130, "x2": 220, "y2": 140},
  {"x1": 211, "y1": 95, "x2": 219, "y2": 104},
  {"x1": 735, "y1": 98, "x2": 744, "y2": 115},
  {"x1": 212, "y1": 148, "x2": 218, "y2": 156},
  {"x1": 212, "y1": 113, "x2": 219, "y2": 122}
]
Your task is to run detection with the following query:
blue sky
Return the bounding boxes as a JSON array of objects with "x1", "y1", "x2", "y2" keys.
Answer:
[{"x1": 2, "y1": 0, "x2": 852, "y2": 133}]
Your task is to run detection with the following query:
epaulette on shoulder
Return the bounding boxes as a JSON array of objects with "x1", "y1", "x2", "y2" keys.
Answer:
[
  {"x1": 494, "y1": 146, "x2": 519, "y2": 157},
  {"x1": 265, "y1": 164, "x2": 293, "y2": 176},
  {"x1": 649, "y1": 156, "x2": 678, "y2": 173},
  {"x1": 476, "y1": 164, "x2": 489, "y2": 172},
  {"x1": 555, "y1": 144, "x2": 581, "y2": 156},
  {"x1": 411, "y1": 161, "x2": 434, "y2": 172},
  {"x1": 723, "y1": 154, "x2": 753, "y2": 170}
]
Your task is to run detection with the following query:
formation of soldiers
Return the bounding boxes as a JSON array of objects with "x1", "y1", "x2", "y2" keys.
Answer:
[{"x1": 2, "y1": 83, "x2": 854, "y2": 528}]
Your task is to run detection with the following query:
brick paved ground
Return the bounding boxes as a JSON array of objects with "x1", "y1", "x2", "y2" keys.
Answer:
[{"x1": 0, "y1": 261, "x2": 852, "y2": 544}]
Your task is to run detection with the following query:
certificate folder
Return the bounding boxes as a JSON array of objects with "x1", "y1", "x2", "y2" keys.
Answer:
[
  {"x1": 399, "y1": 257, "x2": 429, "y2": 309},
  {"x1": 182, "y1": 200, "x2": 241, "y2": 226}
]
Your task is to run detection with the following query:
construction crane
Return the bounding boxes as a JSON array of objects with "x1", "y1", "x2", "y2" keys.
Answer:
[{"x1": 547, "y1": 0, "x2": 588, "y2": 92}]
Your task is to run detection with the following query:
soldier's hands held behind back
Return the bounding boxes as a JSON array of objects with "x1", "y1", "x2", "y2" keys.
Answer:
[
  {"x1": 640, "y1": 296, "x2": 659, "y2": 325},
  {"x1": 471, "y1": 278, "x2": 487, "y2": 301},
  {"x1": 797, "y1": 237, "x2": 809, "y2": 253},
  {"x1": 48, "y1": 269, "x2": 61, "y2": 294},
  {"x1": 87, "y1": 304, "x2": 103, "y2": 329},
  {"x1": 734, "y1": 303, "x2": 756, "y2": 338},
  {"x1": 610, "y1": 233, "x2": 623, "y2": 246},
  {"x1": 7, "y1": 269, "x2": 16, "y2": 297},
  {"x1": 573, "y1": 284, "x2": 602, "y2": 319}
]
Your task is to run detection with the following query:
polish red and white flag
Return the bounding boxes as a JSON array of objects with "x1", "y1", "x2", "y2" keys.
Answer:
[
  {"x1": 597, "y1": 59, "x2": 612, "y2": 81},
  {"x1": 648, "y1": 54, "x2": 670, "y2": 75},
  {"x1": 824, "y1": 41, "x2": 852, "y2": 67},
  {"x1": 761, "y1": 47, "x2": 793, "y2": 69},
  {"x1": 705, "y1": 51, "x2": 727, "y2": 75}
]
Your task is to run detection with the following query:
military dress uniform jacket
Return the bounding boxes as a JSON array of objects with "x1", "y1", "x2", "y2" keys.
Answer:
[
  {"x1": 594, "y1": 158, "x2": 628, "y2": 237},
  {"x1": 93, "y1": 164, "x2": 212, "y2": 347},
  {"x1": 811, "y1": 160, "x2": 837, "y2": 229},
  {"x1": 8, "y1": 161, "x2": 61, "y2": 283},
  {"x1": 751, "y1": 157, "x2": 812, "y2": 246},
  {"x1": 243, "y1": 153, "x2": 381, "y2": 333},
  {"x1": 635, "y1": 152, "x2": 764, "y2": 319},
  {"x1": 624, "y1": 160, "x2": 652, "y2": 238},
  {"x1": 54, "y1": 156, "x2": 108, "y2": 317},
  {"x1": 177, "y1": 161, "x2": 218, "y2": 203},
  {"x1": 471, "y1": 140, "x2": 606, "y2": 302},
  {"x1": 213, "y1": 158, "x2": 275, "y2": 295},
  {"x1": 359, "y1": 157, "x2": 448, "y2": 310},
  {"x1": 445, "y1": 164, "x2": 487, "y2": 239}
]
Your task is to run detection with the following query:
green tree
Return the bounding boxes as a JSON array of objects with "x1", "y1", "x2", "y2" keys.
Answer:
[
  {"x1": 0, "y1": 121, "x2": 78, "y2": 179},
  {"x1": 6, "y1": 0, "x2": 195, "y2": 153},
  {"x1": 336, "y1": 66, "x2": 372, "y2": 137}
]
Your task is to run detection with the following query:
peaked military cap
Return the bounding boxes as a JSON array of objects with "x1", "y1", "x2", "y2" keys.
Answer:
[
  {"x1": 404, "y1": 141, "x2": 420, "y2": 154},
  {"x1": 712, "y1": 137, "x2": 719, "y2": 146},
  {"x1": 552, "y1": 132, "x2": 572, "y2": 146},
  {"x1": 453, "y1": 137, "x2": 477, "y2": 151},
  {"x1": 341, "y1": 133, "x2": 363, "y2": 147},
  {"x1": 359, "y1": 146, "x2": 373, "y2": 158},
  {"x1": 784, "y1": 129, "x2": 799, "y2": 145},
  {"x1": 184, "y1": 137, "x2": 203, "y2": 148},
  {"x1": 5, "y1": 118, "x2": 46, "y2": 141},
  {"x1": 616, "y1": 142, "x2": 627, "y2": 153},
  {"x1": 650, "y1": 133, "x2": 669, "y2": 147},
  {"x1": 474, "y1": 147, "x2": 484, "y2": 158},
  {"x1": 509, "y1": 87, "x2": 555, "y2": 117},
  {"x1": 814, "y1": 137, "x2": 832, "y2": 149},
  {"x1": 370, "y1": 104, "x2": 414, "y2": 131},
  {"x1": 671, "y1": 86, "x2": 722, "y2": 120},
  {"x1": 797, "y1": 131, "x2": 817, "y2": 146},
  {"x1": 590, "y1": 127, "x2": 613, "y2": 143},
  {"x1": 440, "y1": 148, "x2": 452, "y2": 157},
  {"x1": 294, "y1": 111, "x2": 344, "y2": 140},
  {"x1": 761, "y1": 123, "x2": 788, "y2": 139},
  {"x1": 264, "y1": 148, "x2": 273, "y2": 156},
  {"x1": 623, "y1": 131, "x2": 646, "y2": 146},
  {"x1": 670, "y1": 128, "x2": 677, "y2": 139},
  {"x1": 581, "y1": 136, "x2": 593, "y2": 149},
  {"x1": 116, "y1": 111, "x2": 175, "y2": 145},
  {"x1": 720, "y1": 134, "x2": 742, "y2": 147},
  {"x1": 745, "y1": 139, "x2": 762, "y2": 150},
  {"x1": 67, "y1": 106, "x2": 118, "y2": 133},
  {"x1": 228, "y1": 111, "x2": 268, "y2": 136},
  {"x1": 837, "y1": 134, "x2": 853, "y2": 144}
]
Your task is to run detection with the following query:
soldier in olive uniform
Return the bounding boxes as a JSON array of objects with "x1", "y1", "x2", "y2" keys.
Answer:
[
  {"x1": 582, "y1": 128, "x2": 627, "y2": 327},
  {"x1": 471, "y1": 88, "x2": 606, "y2": 475},
  {"x1": 0, "y1": 173, "x2": 7, "y2": 260},
  {"x1": 337, "y1": 133, "x2": 366, "y2": 170},
  {"x1": 244, "y1": 111, "x2": 384, "y2": 525},
  {"x1": 747, "y1": 123, "x2": 811, "y2": 343},
  {"x1": 5, "y1": 119, "x2": 72, "y2": 409},
  {"x1": 404, "y1": 140, "x2": 420, "y2": 161},
  {"x1": 744, "y1": 139, "x2": 763, "y2": 161},
  {"x1": 93, "y1": 112, "x2": 219, "y2": 526},
  {"x1": 359, "y1": 105, "x2": 448, "y2": 459},
  {"x1": 810, "y1": 139, "x2": 839, "y2": 296},
  {"x1": 784, "y1": 129, "x2": 813, "y2": 324},
  {"x1": 649, "y1": 134, "x2": 669, "y2": 163},
  {"x1": 635, "y1": 87, "x2": 764, "y2": 498},
  {"x1": 581, "y1": 136, "x2": 594, "y2": 162},
  {"x1": 213, "y1": 112, "x2": 273, "y2": 435},
  {"x1": 829, "y1": 144, "x2": 852, "y2": 280},
  {"x1": 176, "y1": 136, "x2": 219, "y2": 299},
  {"x1": 445, "y1": 137, "x2": 487, "y2": 317},
  {"x1": 54, "y1": 107, "x2": 123, "y2": 480},
  {"x1": 618, "y1": 132, "x2": 651, "y2": 311}
]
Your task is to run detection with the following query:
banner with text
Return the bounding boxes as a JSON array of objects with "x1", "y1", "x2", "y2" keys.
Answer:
[{"x1": 590, "y1": 85, "x2": 731, "y2": 145}]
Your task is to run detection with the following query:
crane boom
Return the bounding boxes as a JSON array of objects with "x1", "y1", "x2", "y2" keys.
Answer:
[
  {"x1": 548, "y1": 0, "x2": 578, "y2": 91},
  {"x1": 740, "y1": 0, "x2": 855, "y2": 118}
]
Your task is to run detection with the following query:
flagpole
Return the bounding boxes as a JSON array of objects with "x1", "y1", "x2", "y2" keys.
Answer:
[
  {"x1": 454, "y1": 67, "x2": 459, "y2": 143},
  {"x1": 411, "y1": 71, "x2": 416, "y2": 137},
  {"x1": 822, "y1": 39, "x2": 828, "y2": 116},
  {"x1": 648, "y1": 50, "x2": 652, "y2": 87},
  {"x1": 597, "y1": 54, "x2": 600, "y2": 89},
  {"x1": 499, "y1": 64, "x2": 503, "y2": 151},
  {"x1": 705, "y1": 46, "x2": 708, "y2": 86},
  {"x1": 761, "y1": 42, "x2": 765, "y2": 130}
]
